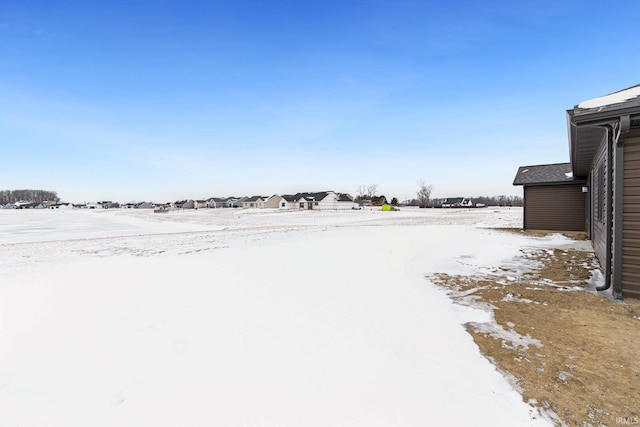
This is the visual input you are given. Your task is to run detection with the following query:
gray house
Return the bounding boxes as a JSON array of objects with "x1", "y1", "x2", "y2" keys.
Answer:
[
  {"x1": 226, "y1": 197, "x2": 248, "y2": 208},
  {"x1": 515, "y1": 84, "x2": 640, "y2": 298},
  {"x1": 207, "y1": 198, "x2": 228, "y2": 209},
  {"x1": 175, "y1": 200, "x2": 195, "y2": 209}
]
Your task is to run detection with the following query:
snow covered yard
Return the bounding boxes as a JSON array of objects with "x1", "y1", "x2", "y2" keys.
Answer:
[{"x1": 0, "y1": 207, "x2": 565, "y2": 426}]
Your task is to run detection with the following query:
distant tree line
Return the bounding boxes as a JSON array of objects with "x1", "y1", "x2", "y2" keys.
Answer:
[
  {"x1": 356, "y1": 182, "x2": 522, "y2": 208},
  {"x1": 0, "y1": 189, "x2": 60, "y2": 204},
  {"x1": 426, "y1": 195, "x2": 523, "y2": 207},
  {"x1": 401, "y1": 195, "x2": 522, "y2": 207}
]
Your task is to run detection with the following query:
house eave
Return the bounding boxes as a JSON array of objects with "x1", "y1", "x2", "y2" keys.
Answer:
[
  {"x1": 568, "y1": 97, "x2": 640, "y2": 178},
  {"x1": 514, "y1": 179, "x2": 586, "y2": 187}
]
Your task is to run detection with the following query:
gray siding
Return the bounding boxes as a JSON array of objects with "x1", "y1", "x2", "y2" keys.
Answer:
[
  {"x1": 523, "y1": 185, "x2": 585, "y2": 231},
  {"x1": 622, "y1": 126, "x2": 640, "y2": 298}
]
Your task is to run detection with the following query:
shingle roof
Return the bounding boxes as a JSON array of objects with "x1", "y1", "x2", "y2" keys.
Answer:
[
  {"x1": 444, "y1": 197, "x2": 464, "y2": 204},
  {"x1": 281, "y1": 194, "x2": 303, "y2": 202},
  {"x1": 513, "y1": 163, "x2": 585, "y2": 186},
  {"x1": 281, "y1": 191, "x2": 353, "y2": 203},
  {"x1": 306, "y1": 192, "x2": 331, "y2": 201},
  {"x1": 282, "y1": 192, "x2": 329, "y2": 202}
]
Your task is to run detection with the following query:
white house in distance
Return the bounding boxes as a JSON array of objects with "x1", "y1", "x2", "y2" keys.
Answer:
[
  {"x1": 48, "y1": 202, "x2": 73, "y2": 210},
  {"x1": 279, "y1": 192, "x2": 356, "y2": 210},
  {"x1": 442, "y1": 197, "x2": 473, "y2": 208}
]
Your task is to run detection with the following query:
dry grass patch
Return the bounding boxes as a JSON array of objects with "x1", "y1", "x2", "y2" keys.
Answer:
[{"x1": 430, "y1": 236, "x2": 640, "y2": 426}]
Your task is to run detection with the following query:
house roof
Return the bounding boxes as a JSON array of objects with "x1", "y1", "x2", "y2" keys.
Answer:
[
  {"x1": 244, "y1": 196, "x2": 265, "y2": 202},
  {"x1": 574, "y1": 84, "x2": 640, "y2": 115},
  {"x1": 281, "y1": 191, "x2": 352, "y2": 203},
  {"x1": 568, "y1": 84, "x2": 640, "y2": 177},
  {"x1": 281, "y1": 194, "x2": 301, "y2": 202},
  {"x1": 443, "y1": 197, "x2": 465, "y2": 204},
  {"x1": 229, "y1": 197, "x2": 248, "y2": 204},
  {"x1": 281, "y1": 193, "x2": 317, "y2": 202},
  {"x1": 513, "y1": 163, "x2": 585, "y2": 186}
]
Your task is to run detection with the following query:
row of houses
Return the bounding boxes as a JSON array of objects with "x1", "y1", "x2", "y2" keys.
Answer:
[
  {"x1": 0, "y1": 201, "x2": 48, "y2": 209},
  {"x1": 1, "y1": 201, "x2": 121, "y2": 210},
  {"x1": 514, "y1": 83, "x2": 640, "y2": 299},
  {"x1": 2, "y1": 192, "x2": 358, "y2": 211},
  {"x1": 1, "y1": 202, "x2": 103, "y2": 209},
  {"x1": 165, "y1": 192, "x2": 357, "y2": 211}
]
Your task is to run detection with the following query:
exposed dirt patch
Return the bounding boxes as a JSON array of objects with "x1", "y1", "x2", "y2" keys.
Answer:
[{"x1": 430, "y1": 233, "x2": 640, "y2": 426}]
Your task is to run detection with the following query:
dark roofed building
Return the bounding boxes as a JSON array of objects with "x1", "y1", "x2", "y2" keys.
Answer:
[
  {"x1": 515, "y1": 84, "x2": 640, "y2": 298},
  {"x1": 513, "y1": 162, "x2": 586, "y2": 232},
  {"x1": 279, "y1": 191, "x2": 355, "y2": 210}
]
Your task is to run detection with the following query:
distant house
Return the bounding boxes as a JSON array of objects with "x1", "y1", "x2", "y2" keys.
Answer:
[
  {"x1": 336, "y1": 193, "x2": 356, "y2": 210},
  {"x1": 135, "y1": 202, "x2": 155, "y2": 209},
  {"x1": 14, "y1": 201, "x2": 43, "y2": 209},
  {"x1": 207, "y1": 197, "x2": 228, "y2": 209},
  {"x1": 279, "y1": 194, "x2": 309, "y2": 210},
  {"x1": 242, "y1": 196, "x2": 266, "y2": 209},
  {"x1": 175, "y1": 200, "x2": 195, "y2": 209},
  {"x1": 311, "y1": 191, "x2": 356, "y2": 210},
  {"x1": 194, "y1": 200, "x2": 208, "y2": 209},
  {"x1": 515, "y1": 84, "x2": 640, "y2": 299},
  {"x1": 264, "y1": 195, "x2": 284, "y2": 209},
  {"x1": 226, "y1": 197, "x2": 248, "y2": 208},
  {"x1": 442, "y1": 197, "x2": 473, "y2": 208},
  {"x1": 98, "y1": 201, "x2": 114, "y2": 209},
  {"x1": 50, "y1": 203, "x2": 73, "y2": 210},
  {"x1": 279, "y1": 192, "x2": 357, "y2": 210}
]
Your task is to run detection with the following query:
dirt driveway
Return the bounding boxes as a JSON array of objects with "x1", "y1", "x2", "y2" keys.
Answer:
[{"x1": 430, "y1": 230, "x2": 640, "y2": 426}]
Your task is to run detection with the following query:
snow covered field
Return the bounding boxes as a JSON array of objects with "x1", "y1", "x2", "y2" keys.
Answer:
[{"x1": 1, "y1": 207, "x2": 570, "y2": 426}]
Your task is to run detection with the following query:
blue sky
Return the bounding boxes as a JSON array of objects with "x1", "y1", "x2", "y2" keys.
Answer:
[{"x1": 2, "y1": 0, "x2": 640, "y2": 203}]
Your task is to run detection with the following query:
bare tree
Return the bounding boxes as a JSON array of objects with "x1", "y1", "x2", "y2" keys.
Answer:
[
  {"x1": 416, "y1": 180, "x2": 433, "y2": 208},
  {"x1": 356, "y1": 184, "x2": 378, "y2": 201}
]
